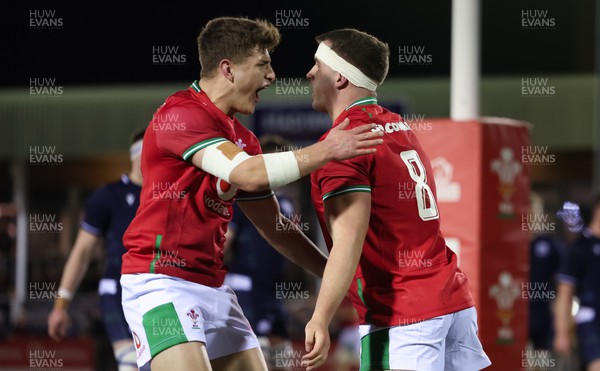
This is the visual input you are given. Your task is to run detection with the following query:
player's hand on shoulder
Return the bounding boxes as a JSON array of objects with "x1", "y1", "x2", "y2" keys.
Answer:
[{"x1": 324, "y1": 118, "x2": 383, "y2": 161}]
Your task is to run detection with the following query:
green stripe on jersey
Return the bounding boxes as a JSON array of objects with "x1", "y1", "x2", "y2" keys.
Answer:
[
  {"x1": 360, "y1": 328, "x2": 391, "y2": 371},
  {"x1": 322, "y1": 185, "x2": 371, "y2": 201},
  {"x1": 357, "y1": 278, "x2": 367, "y2": 307},
  {"x1": 345, "y1": 97, "x2": 378, "y2": 110},
  {"x1": 149, "y1": 234, "x2": 162, "y2": 274},
  {"x1": 142, "y1": 302, "x2": 188, "y2": 357},
  {"x1": 236, "y1": 191, "x2": 275, "y2": 202},
  {"x1": 357, "y1": 277, "x2": 372, "y2": 322},
  {"x1": 190, "y1": 80, "x2": 201, "y2": 92},
  {"x1": 182, "y1": 137, "x2": 227, "y2": 161}
]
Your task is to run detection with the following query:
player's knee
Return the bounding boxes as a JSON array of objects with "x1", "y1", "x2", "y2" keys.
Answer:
[{"x1": 114, "y1": 342, "x2": 137, "y2": 371}]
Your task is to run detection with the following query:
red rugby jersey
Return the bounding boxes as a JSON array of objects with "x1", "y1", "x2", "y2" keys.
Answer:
[
  {"x1": 122, "y1": 81, "x2": 272, "y2": 287},
  {"x1": 311, "y1": 97, "x2": 474, "y2": 327}
]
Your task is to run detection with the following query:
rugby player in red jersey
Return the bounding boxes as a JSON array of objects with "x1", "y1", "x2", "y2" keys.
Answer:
[
  {"x1": 303, "y1": 29, "x2": 492, "y2": 371},
  {"x1": 119, "y1": 17, "x2": 383, "y2": 371}
]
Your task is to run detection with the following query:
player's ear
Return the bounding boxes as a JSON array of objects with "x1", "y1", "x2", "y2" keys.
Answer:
[
  {"x1": 335, "y1": 72, "x2": 349, "y2": 90},
  {"x1": 218, "y1": 59, "x2": 234, "y2": 82}
]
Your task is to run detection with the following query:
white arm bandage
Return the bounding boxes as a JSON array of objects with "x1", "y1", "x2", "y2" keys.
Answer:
[
  {"x1": 57, "y1": 288, "x2": 74, "y2": 301},
  {"x1": 201, "y1": 141, "x2": 300, "y2": 189},
  {"x1": 201, "y1": 142, "x2": 252, "y2": 182},
  {"x1": 262, "y1": 151, "x2": 301, "y2": 189}
]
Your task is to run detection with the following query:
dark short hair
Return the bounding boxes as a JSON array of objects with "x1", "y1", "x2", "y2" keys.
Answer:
[
  {"x1": 130, "y1": 127, "x2": 146, "y2": 144},
  {"x1": 316, "y1": 28, "x2": 390, "y2": 85},
  {"x1": 198, "y1": 17, "x2": 280, "y2": 78}
]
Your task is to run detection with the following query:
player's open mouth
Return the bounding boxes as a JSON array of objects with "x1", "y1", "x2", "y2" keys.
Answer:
[{"x1": 255, "y1": 84, "x2": 270, "y2": 103}]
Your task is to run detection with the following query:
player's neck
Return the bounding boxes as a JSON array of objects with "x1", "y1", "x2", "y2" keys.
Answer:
[
  {"x1": 331, "y1": 89, "x2": 377, "y2": 122},
  {"x1": 128, "y1": 171, "x2": 142, "y2": 186},
  {"x1": 198, "y1": 78, "x2": 235, "y2": 117}
]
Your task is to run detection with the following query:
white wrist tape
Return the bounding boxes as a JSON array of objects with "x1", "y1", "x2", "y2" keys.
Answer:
[
  {"x1": 262, "y1": 151, "x2": 301, "y2": 189},
  {"x1": 57, "y1": 288, "x2": 74, "y2": 301},
  {"x1": 201, "y1": 142, "x2": 252, "y2": 182},
  {"x1": 315, "y1": 42, "x2": 379, "y2": 91}
]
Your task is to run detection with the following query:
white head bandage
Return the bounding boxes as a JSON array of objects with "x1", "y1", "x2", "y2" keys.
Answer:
[
  {"x1": 315, "y1": 42, "x2": 379, "y2": 91},
  {"x1": 130, "y1": 139, "x2": 143, "y2": 160}
]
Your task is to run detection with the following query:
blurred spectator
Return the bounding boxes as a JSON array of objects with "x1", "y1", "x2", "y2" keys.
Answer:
[
  {"x1": 529, "y1": 235, "x2": 565, "y2": 350},
  {"x1": 554, "y1": 194, "x2": 600, "y2": 371},
  {"x1": 0, "y1": 203, "x2": 16, "y2": 340},
  {"x1": 528, "y1": 194, "x2": 566, "y2": 352}
]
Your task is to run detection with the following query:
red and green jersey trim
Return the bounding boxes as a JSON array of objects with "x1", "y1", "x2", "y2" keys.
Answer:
[
  {"x1": 322, "y1": 185, "x2": 371, "y2": 201},
  {"x1": 182, "y1": 137, "x2": 227, "y2": 161}
]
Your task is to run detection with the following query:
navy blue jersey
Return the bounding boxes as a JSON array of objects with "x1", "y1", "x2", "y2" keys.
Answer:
[
  {"x1": 556, "y1": 229, "x2": 600, "y2": 311},
  {"x1": 227, "y1": 196, "x2": 295, "y2": 284},
  {"x1": 81, "y1": 174, "x2": 141, "y2": 280},
  {"x1": 529, "y1": 234, "x2": 565, "y2": 349},
  {"x1": 530, "y1": 235, "x2": 564, "y2": 293}
]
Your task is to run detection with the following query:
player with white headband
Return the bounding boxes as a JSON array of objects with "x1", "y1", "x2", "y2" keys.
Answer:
[
  {"x1": 302, "y1": 28, "x2": 491, "y2": 371},
  {"x1": 119, "y1": 17, "x2": 383, "y2": 371}
]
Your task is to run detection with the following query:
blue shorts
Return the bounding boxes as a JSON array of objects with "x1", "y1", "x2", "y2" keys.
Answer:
[
  {"x1": 577, "y1": 320, "x2": 600, "y2": 365},
  {"x1": 99, "y1": 278, "x2": 131, "y2": 343}
]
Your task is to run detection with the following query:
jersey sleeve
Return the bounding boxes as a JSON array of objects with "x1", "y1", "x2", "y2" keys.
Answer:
[
  {"x1": 154, "y1": 104, "x2": 226, "y2": 161},
  {"x1": 80, "y1": 186, "x2": 111, "y2": 237},
  {"x1": 314, "y1": 150, "x2": 373, "y2": 202}
]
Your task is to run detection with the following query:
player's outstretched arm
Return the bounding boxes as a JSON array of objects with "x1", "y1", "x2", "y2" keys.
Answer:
[
  {"x1": 191, "y1": 119, "x2": 383, "y2": 193},
  {"x1": 302, "y1": 192, "x2": 370, "y2": 371},
  {"x1": 553, "y1": 282, "x2": 575, "y2": 356},
  {"x1": 237, "y1": 196, "x2": 328, "y2": 278},
  {"x1": 47, "y1": 229, "x2": 101, "y2": 341}
]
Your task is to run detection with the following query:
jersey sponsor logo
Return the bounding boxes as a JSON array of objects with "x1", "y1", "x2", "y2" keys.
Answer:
[
  {"x1": 216, "y1": 178, "x2": 238, "y2": 201},
  {"x1": 133, "y1": 331, "x2": 146, "y2": 359},
  {"x1": 204, "y1": 194, "x2": 231, "y2": 217},
  {"x1": 371, "y1": 121, "x2": 411, "y2": 134},
  {"x1": 133, "y1": 331, "x2": 141, "y2": 349}
]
